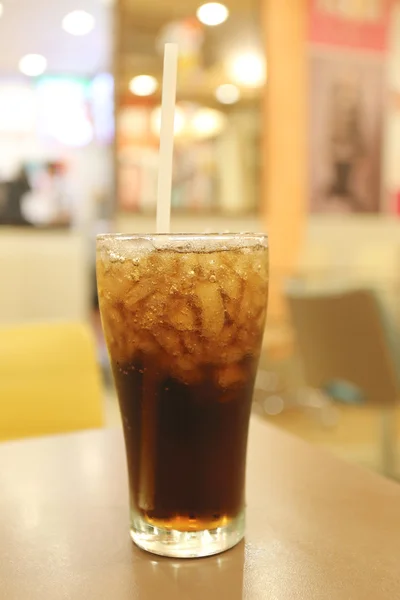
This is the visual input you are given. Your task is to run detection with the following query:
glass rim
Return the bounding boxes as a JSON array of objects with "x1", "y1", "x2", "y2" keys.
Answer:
[{"x1": 97, "y1": 232, "x2": 268, "y2": 243}]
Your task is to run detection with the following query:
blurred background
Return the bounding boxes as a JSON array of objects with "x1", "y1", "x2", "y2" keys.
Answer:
[{"x1": 2, "y1": 0, "x2": 400, "y2": 478}]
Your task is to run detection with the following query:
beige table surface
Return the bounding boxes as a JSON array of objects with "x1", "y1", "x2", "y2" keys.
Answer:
[{"x1": 1, "y1": 417, "x2": 400, "y2": 599}]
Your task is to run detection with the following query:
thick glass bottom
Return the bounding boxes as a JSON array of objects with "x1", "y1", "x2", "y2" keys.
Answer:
[{"x1": 130, "y1": 511, "x2": 245, "y2": 558}]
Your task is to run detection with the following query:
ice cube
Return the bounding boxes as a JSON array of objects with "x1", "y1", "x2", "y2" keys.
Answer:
[
  {"x1": 195, "y1": 281, "x2": 225, "y2": 339},
  {"x1": 237, "y1": 328, "x2": 260, "y2": 356},
  {"x1": 156, "y1": 327, "x2": 182, "y2": 356},
  {"x1": 147, "y1": 250, "x2": 180, "y2": 278},
  {"x1": 219, "y1": 267, "x2": 242, "y2": 300},
  {"x1": 182, "y1": 331, "x2": 200, "y2": 355},
  {"x1": 137, "y1": 332, "x2": 160, "y2": 356},
  {"x1": 167, "y1": 300, "x2": 196, "y2": 331},
  {"x1": 99, "y1": 264, "x2": 135, "y2": 302},
  {"x1": 237, "y1": 285, "x2": 266, "y2": 326},
  {"x1": 140, "y1": 292, "x2": 167, "y2": 328},
  {"x1": 125, "y1": 278, "x2": 158, "y2": 309},
  {"x1": 217, "y1": 364, "x2": 247, "y2": 389},
  {"x1": 230, "y1": 251, "x2": 254, "y2": 280},
  {"x1": 220, "y1": 344, "x2": 243, "y2": 364},
  {"x1": 173, "y1": 353, "x2": 202, "y2": 385},
  {"x1": 223, "y1": 297, "x2": 237, "y2": 322},
  {"x1": 180, "y1": 253, "x2": 201, "y2": 275},
  {"x1": 197, "y1": 253, "x2": 220, "y2": 279},
  {"x1": 219, "y1": 324, "x2": 237, "y2": 345},
  {"x1": 101, "y1": 301, "x2": 125, "y2": 338}
]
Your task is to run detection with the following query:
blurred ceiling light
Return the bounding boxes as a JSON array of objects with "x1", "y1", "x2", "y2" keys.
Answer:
[
  {"x1": 0, "y1": 3, "x2": 3, "y2": 18},
  {"x1": 129, "y1": 75, "x2": 158, "y2": 97},
  {"x1": 19, "y1": 54, "x2": 47, "y2": 77},
  {"x1": 191, "y1": 107, "x2": 227, "y2": 138},
  {"x1": 228, "y1": 52, "x2": 266, "y2": 88},
  {"x1": 196, "y1": 2, "x2": 229, "y2": 26},
  {"x1": 215, "y1": 83, "x2": 240, "y2": 104},
  {"x1": 151, "y1": 105, "x2": 186, "y2": 137},
  {"x1": 62, "y1": 10, "x2": 95, "y2": 36}
]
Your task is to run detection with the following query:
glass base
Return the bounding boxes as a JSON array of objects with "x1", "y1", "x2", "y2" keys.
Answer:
[{"x1": 130, "y1": 511, "x2": 245, "y2": 558}]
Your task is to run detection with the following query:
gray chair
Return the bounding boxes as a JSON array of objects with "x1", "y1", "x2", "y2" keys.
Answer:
[{"x1": 286, "y1": 283, "x2": 400, "y2": 477}]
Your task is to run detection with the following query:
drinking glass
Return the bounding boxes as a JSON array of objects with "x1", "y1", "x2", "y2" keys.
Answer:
[{"x1": 96, "y1": 233, "x2": 269, "y2": 558}]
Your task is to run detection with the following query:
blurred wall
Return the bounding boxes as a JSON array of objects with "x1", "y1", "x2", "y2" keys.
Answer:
[{"x1": 262, "y1": 0, "x2": 307, "y2": 323}]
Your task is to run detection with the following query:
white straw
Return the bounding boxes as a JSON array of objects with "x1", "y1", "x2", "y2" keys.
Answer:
[{"x1": 156, "y1": 43, "x2": 178, "y2": 234}]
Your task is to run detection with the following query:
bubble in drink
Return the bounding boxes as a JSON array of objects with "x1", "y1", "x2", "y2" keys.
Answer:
[{"x1": 96, "y1": 233, "x2": 268, "y2": 555}]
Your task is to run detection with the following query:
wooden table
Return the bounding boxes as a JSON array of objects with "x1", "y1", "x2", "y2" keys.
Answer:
[{"x1": 1, "y1": 418, "x2": 399, "y2": 599}]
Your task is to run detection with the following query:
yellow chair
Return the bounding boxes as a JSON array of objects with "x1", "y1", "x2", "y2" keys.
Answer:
[{"x1": 0, "y1": 322, "x2": 104, "y2": 441}]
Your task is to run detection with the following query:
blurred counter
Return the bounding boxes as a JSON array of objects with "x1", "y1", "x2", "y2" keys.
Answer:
[{"x1": 0, "y1": 227, "x2": 90, "y2": 325}]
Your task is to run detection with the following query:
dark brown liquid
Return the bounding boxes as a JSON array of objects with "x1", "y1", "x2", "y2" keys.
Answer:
[{"x1": 112, "y1": 358, "x2": 256, "y2": 532}]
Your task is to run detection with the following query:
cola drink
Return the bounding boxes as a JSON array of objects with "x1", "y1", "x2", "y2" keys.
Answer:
[{"x1": 96, "y1": 233, "x2": 269, "y2": 557}]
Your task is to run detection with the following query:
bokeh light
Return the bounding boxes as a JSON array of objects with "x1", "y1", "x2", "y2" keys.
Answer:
[
  {"x1": 129, "y1": 75, "x2": 158, "y2": 97},
  {"x1": 19, "y1": 54, "x2": 47, "y2": 77},
  {"x1": 62, "y1": 10, "x2": 95, "y2": 36},
  {"x1": 228, "y1": 52, "x2": 267, "y2": 88},
  {"x1": 196, "y1": 3, "x2": 229, "y2": 26},
  {"x1": 215, "y1": 84, "x2": 241, "y2": 104}
]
